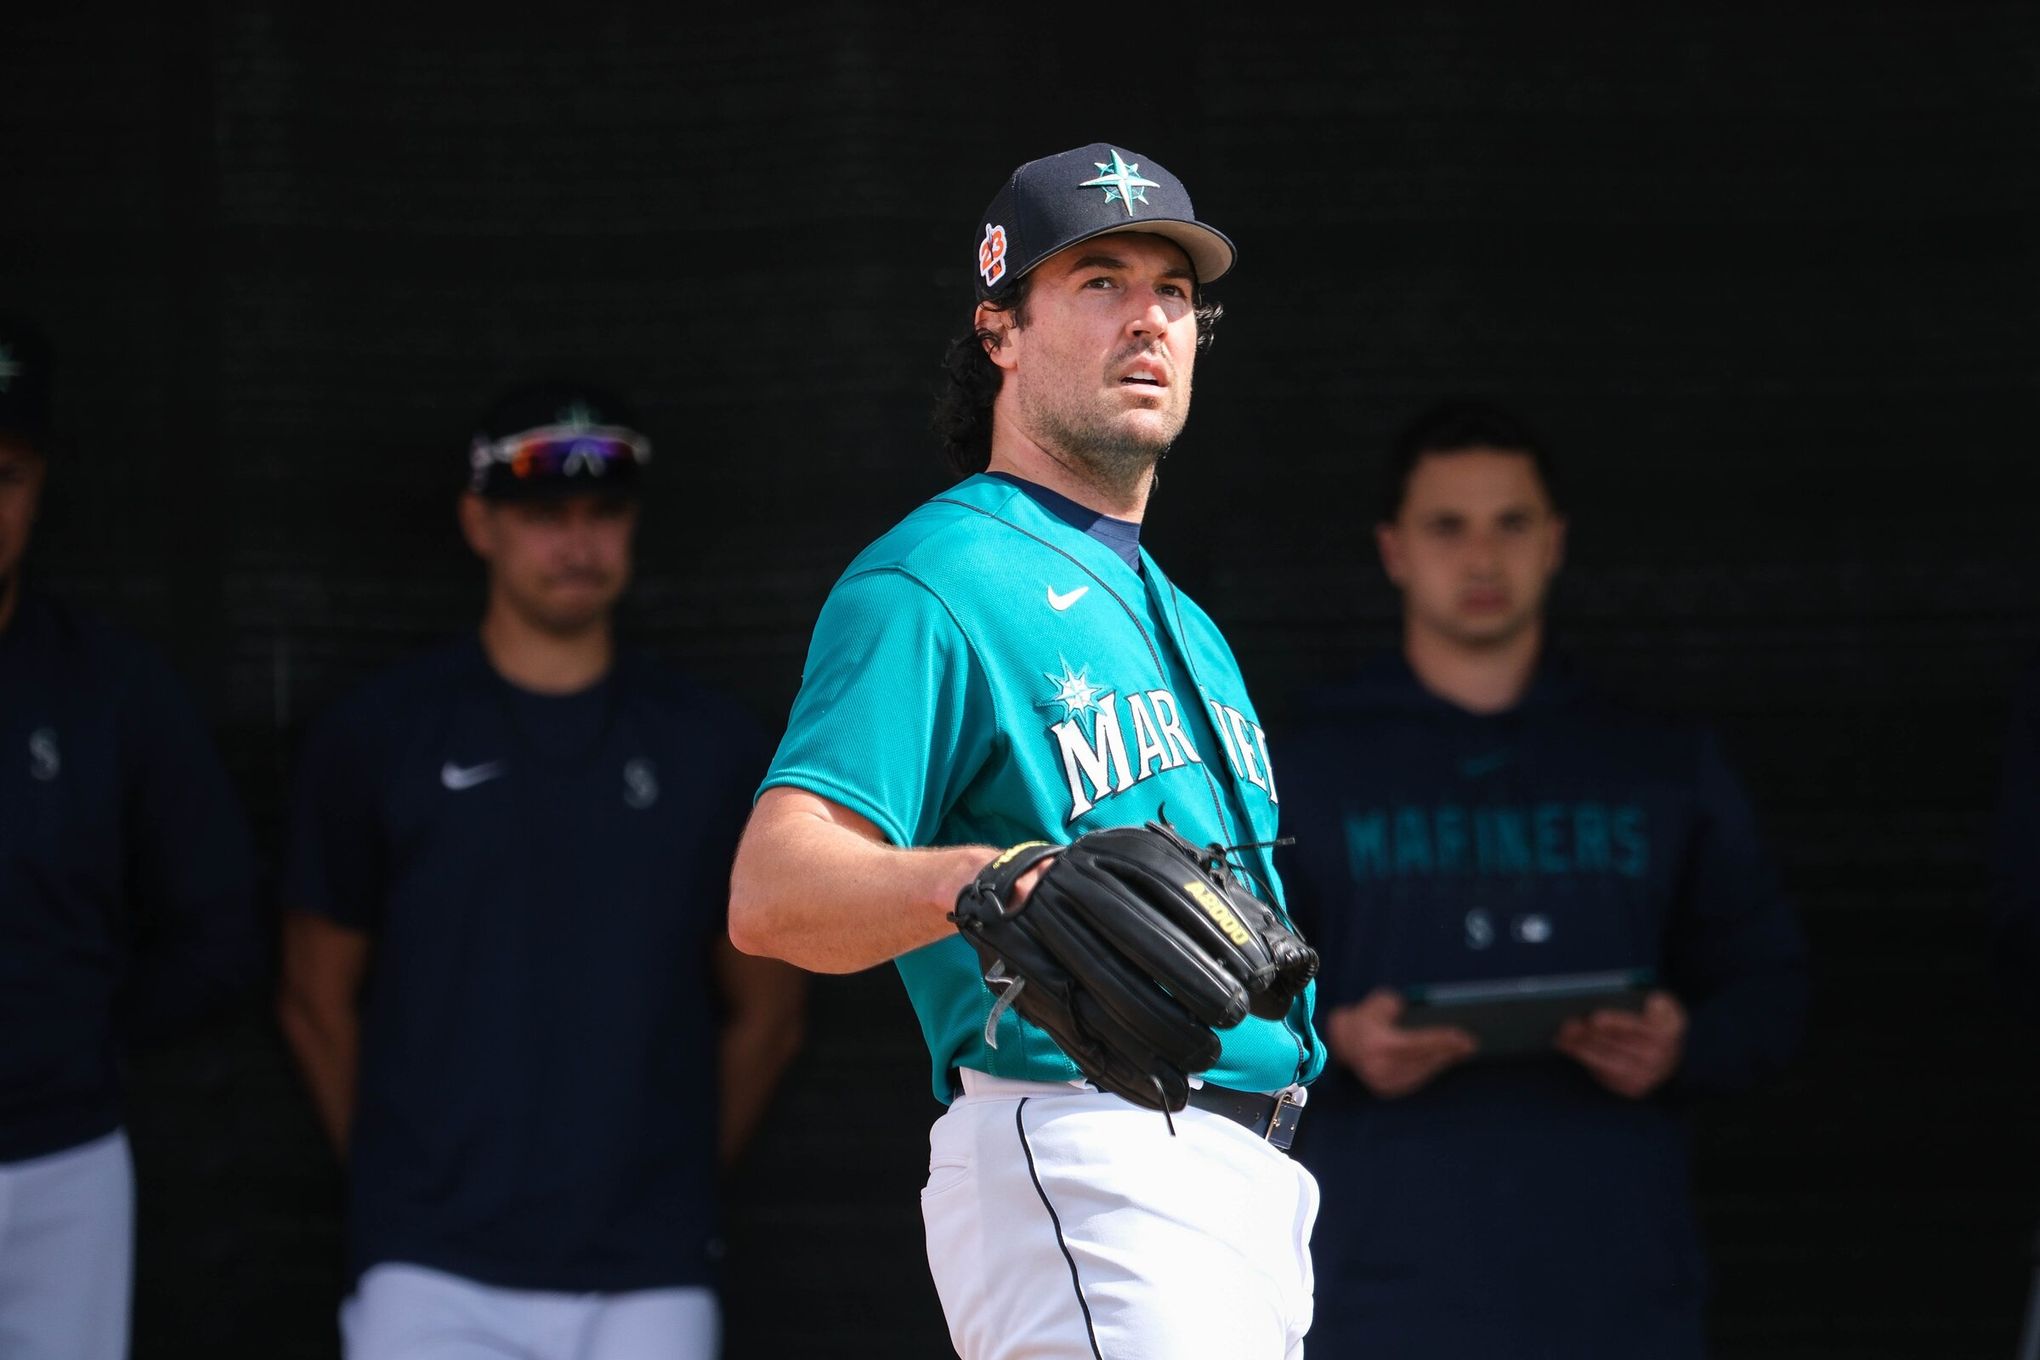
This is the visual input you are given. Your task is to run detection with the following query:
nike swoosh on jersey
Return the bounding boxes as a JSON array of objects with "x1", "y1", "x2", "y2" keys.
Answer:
[
  {"x1": 1047, "y1": 585, "x2": 1090, "y2": 612},
  {"x1": 441, "y1": 760, "x2": 507, "y2": 791}
]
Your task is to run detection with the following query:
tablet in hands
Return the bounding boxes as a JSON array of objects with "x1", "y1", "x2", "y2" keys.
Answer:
[{"x1": 1398, "y1": 967, "x2": 1656, "y2": 1058}]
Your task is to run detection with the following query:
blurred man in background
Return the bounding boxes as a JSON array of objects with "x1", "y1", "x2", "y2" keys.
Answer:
[
  {"x1": 1277, "y1": 398, "x2": 1809, "y2": 1359},
  {"x1": 276, "y1": 379, "x2": 805, "y2": 1359},
  {"x1": 0, "y1": 313, "x2": 261, "y2": 1359}
]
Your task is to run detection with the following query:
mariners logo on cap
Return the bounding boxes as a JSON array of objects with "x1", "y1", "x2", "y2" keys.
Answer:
[
  {"x1": 1079, "y1": 150, "x2": 1161, "y2": 217},
  {"x1": 0, "y1": 344, "x2": 18, "y2": 393}
]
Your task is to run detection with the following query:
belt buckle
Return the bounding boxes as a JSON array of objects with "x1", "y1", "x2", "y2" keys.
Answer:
[{"x1": 1264, "y1": 1084, "x2": 1306, "y2": 1152}]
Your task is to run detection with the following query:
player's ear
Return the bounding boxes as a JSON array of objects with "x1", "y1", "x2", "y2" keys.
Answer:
[
  {"x1": 1375, "y1": 521, "x2": 1406, "y2": 587},
  {"x1": 456, "y1": 490, "x2": 494, "y2": 560},
  {"x1": 974, "y1": 302, "x2": 1020, "y2": 373}
]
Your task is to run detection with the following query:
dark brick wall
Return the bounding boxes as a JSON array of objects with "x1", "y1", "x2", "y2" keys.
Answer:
[{"x1": 3, "y1": 3, "x2": 2036, "y2": 1356}]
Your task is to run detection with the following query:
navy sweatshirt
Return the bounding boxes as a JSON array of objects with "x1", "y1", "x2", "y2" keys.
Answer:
[
  {"x1": 1278, "y1": 651, "x2": 1807, "y2": 1360},
  {"x1": 0, "y1": 590, "x2": 260, "y2": 1162}
]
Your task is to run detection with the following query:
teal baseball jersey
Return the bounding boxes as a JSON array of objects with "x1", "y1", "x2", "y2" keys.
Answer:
[{"x1": 764, "y1": 474, "x2": 1323, "y2": 1101}]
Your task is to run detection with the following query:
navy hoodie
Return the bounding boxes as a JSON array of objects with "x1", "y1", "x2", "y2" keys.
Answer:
[{"x1": 1278, "y1": 651, "x2": 1807, "y2": 1360}]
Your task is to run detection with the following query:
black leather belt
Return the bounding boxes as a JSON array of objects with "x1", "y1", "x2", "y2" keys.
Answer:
[{"x1": 1184, "y1": 1083, "x2": 1305, "y2": 1152}]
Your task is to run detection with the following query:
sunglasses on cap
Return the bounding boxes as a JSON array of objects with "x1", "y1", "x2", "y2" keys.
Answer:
[{"x1": 468, "y1": 421, "x2": 652, "y2": 491}]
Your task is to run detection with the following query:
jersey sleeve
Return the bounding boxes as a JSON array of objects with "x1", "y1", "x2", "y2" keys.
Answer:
[
  {"x1": 115, "y1": 645, "x2": 263, "y2": 1034},
  {"x1": 282, "y1": 695, "x2": 389, "y2": 933},
  {"x1": 1664, "y1": 728, "x2": 1811, "y2": 1096},
  {"x1": 760, "y1": 566, "x2": 997, "y2": 848}
]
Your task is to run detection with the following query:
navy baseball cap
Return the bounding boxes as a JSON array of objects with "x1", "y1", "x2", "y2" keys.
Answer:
[
  {"x1": 973, "y1": 143, "x2": 1235, "y2": 300},
  {"x1": 0, "y1": 314, "x2": 56, "y2": 455},
  {"x1": 467, "y1": 380, "x2": 652, "y2": 500}
]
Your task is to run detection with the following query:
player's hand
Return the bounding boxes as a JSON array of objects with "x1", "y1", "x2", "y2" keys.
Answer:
[
  {"x1": 1009, "y1": 857, "x2": 1054, "y2": 906},
  {"x1": 1555, "y1": 990, "x2": 1687, "y2": 1099},
  {"x1": 1326, "y1": 988, "x2": 1478, "y2": 1100}
]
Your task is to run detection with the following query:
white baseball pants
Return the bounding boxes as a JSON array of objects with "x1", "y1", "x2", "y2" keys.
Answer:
[
  {"x1": 0, "y1": 1129, "x2": 134, "y2": 1360},
  {"x1": 342, "y1": 1262, "x2": 719, "y2": 1360},
  {"x1": 923, "y1": 1071, "x2": 1318, "y2": 1360}
]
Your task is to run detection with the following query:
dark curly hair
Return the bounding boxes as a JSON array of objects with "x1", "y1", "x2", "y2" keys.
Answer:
[{"x1": 931, "y1": 273, "x2": 1224, "y2": 478}]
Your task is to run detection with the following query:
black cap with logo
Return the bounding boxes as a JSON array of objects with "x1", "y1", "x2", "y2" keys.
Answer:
[
  {"x1": 0, "y1": 314, "x2": 56, "y2": 455},
  {"x1": 467, "y1": 380, "x2": 653, "y2": 500},
  {"x1": 972, "y1": 143, "x2": 1235, "y2": 301}
]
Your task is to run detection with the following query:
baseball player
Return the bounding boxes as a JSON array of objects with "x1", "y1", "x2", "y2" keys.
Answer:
[
  {"x1": 275, "y1": 379, "x2": 807, "y2": 1360},
  {"x1": 1276, "y1": 399, "x2": 1809, "y2": 1358},
  {"x1": 0, "y1": 313, "x2": 262, "y2": 1359},
  {"x1": 729, "y1": 144, "x2": 1323, "y2": 1359}
]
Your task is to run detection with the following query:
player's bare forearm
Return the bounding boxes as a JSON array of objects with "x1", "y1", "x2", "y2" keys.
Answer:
[
  {"x1": 714, "y1": 943, "x2": 808, "y2": 1164},
  {"x1": 718, "y1": 1025, "x2": 798, "y2": 1166},
  {"x1": 728, "y1": 786, "x2": 994, "y2": 973},
  {"x1": 276, "y1": 910, "x2": 369, "y2": 1157},
  {"x1": 275, "y1": 989, "x2": 359, "y2": 1155}
]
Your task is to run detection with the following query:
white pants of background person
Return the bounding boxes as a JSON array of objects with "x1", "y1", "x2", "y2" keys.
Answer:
[
  {"x1": 924, "y1": 1071, "x2": 1319, "y2": 1360},
  {"x1": 341, "y1": 1262, "x2": 720, "y2": 1360},
  {"x1": 0, "y1": 1130, "x2": 135, "y2": 1360}
]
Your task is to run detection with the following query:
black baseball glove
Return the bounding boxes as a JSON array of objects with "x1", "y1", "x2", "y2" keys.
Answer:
[{"x1": 950, "y1": 818, "x2": 1318, "y2": 1113}]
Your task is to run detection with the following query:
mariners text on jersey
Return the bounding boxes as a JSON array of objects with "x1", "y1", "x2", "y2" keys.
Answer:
[
  {"x1": 1042, "y1": 659, "x2": 1275, "y2": 822},
  {"x1": 1341, "y1": 800, "x2": 1649, "y2": 880}
]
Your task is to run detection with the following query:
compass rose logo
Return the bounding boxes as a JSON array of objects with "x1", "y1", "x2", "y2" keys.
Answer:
[
  {"x1": 1078, "y1": 150, "x2": 1161, "y2": 217},
  {"x1": 1038, "y1": 658, "x2": 1111, "y2": 733}
]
